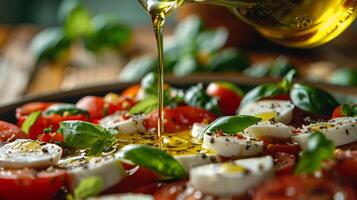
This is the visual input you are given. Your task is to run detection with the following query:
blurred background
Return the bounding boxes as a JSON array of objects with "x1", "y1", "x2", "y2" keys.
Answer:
[{"x1": 0, "y1": 0, "x2": 356, "y2": 105}]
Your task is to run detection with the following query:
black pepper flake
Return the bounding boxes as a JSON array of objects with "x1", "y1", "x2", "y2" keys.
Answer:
[{"x1": 209, "y1": 138, "x2": 215, "y2": 144}]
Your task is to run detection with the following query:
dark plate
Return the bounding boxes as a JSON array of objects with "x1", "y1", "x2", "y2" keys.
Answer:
[{"x1": 1, "y1": 74, "x2": 356, "y2": 123}]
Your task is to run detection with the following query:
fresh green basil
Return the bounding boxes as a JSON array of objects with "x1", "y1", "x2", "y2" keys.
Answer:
[
  {"x1": 60, "y1": 121, "x2": 116, "y2": 155},
  {"x1": 21, "y1": 111, "x2": 42, "y2": 134},
  {"x1": 73, "y1": 176, "x2": 103, "y2": 200},
  {"x1": 341, "y1": 104, "x2": 357, "y2": 117},
  {"x1": 129, "y1": 97, "x2": 158, "y2": 115},
  {"x1": 119, "y1": 144, "x2": 186, "y2": 178},
  {"x1": 184, "y1": 83, "x2": 221, "y2": 115},
  {"x1": 29, "y1": 27, "x2": 70, "y2": 61},
  {"x1": 290, "y1": 84, "x2": 339, "y2": 116},
  {"x1": 44, "y1": 103, "x2": 88, "y2": 117},
  {"x1": 209, "y1": 48, "x2": 250, "y2": 72},
  {"x1": 244, "y1": 56, "x2": 296, "y2": 78},
  {"x1": 201, "y1": 115, "x2": 261, "y2": 138},
  {"x1": 295, "y1": 132, "x2": 335, "y2": 175},
  {"x1": 328, "y1": 68, "x2": 357, "y2": 86},
  {"x1": 239, "y1": 70, "x2": 296, "y2": 109}
]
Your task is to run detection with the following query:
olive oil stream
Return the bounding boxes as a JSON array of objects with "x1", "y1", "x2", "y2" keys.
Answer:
[{"x1": 138, "y1": 0, "x2": 357, "y2": 141}]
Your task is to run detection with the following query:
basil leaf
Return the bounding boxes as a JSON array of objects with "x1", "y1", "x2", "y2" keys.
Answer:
[
  {"x1": 328, "y1": 68, "x2": 357, "y2": 86},
  {"x1": 120, "y1": 144, "x2": 186, "y2": 178},
  {"x1": 201, "y1": 115, "x2": 261, "y2": 138},
  {"x1": 290, "y1": 84, "x2": 339, "y2": 116},
  {"x1": 60, "y1": 121, "x2": 115, "y2": 155},
  {"x1": 141, "y1": 72, "x2": 159, "y2": 98},
  {"x1": 173, "y1": 55, "x2": 198, "y2": 77},
  {"x1": 119, "y1": 56, "x2": 156, "y2": 82},
  {"x1": 59, "y1": 0, "x2": 93, "y2": 39},
  {"x1": 74, "y1": 176, "x2": 103, "y2": 199},
  {"x1": 209, "y1": 48, "x2": 250, "y2": 72},
  {"x1": 239, "y1": 70, "x2": 296, "y2": 108},
  {"x1": 129, "y1": 97, "x2": 158, "y2": 115},
  {"x1": 341, "y1": 104, "x2": 357, "y2": 117},
  {"x1": 29, "y1": 27, "x2": 70, "y2": 61},
  {"x1": 44, "y1": 103, "x2": 88, "y2": 117},
  {"x1": 21, "y1": 111, "x2": 41, "y2": 134},
  {"x1": 184, "y1": 83, "x2": 221, "y2": 115},
  {"x1": 85, "y1": 15, "x2": 132, "y2": 52},
  {"x1": 295, "y1": 132, "x2": 335, "y2": 175},
  {"x1": 270, "y1": 56, "x2": 296, "y2": 78},
  {"x1": 174, "y1": 15, "x2": 204, "y2": 46},
  {"x1": 196, "y1": 28, "x2": 228, "y2": 53}
]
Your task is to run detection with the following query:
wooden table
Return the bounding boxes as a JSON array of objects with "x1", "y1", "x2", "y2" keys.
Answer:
[{"x1": 0, "y1": 25, "x2": 356, "y2": 105}]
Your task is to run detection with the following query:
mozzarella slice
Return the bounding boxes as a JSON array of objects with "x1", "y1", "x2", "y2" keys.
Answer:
[
  {"x1": 58, "y1": 155, "x2": 125, "y2": 192},
  {"x1": 88, "y1": 194, "x2": 154, "y2": 200},
  {"x1": 190, "y1": 156, "x2": 273, "y2": 196},
  {"x1": 191, "y1": 123, "x2": 207, "y2": 138},
  {"x1": 100, "y1": 112, "x2": 146, "y2": 134},
  {"x1": 292, "y1": 117, "x2": 357, "y2": 149},
  {"x1": 174, "y1": 153, "x2": 221, "y2": 172},
  {"x1": 244, "y1": 121, "x2": 293, "y2": 139},
  {"x1": 0, "y1": 139, "x2": 62, "y2": 169},
  {"x1": 203, "y1": 133, "x2": 263, "y2": 158},
  {"x1": 239, "y1": 100, "x2": 294, "y2": 124}
]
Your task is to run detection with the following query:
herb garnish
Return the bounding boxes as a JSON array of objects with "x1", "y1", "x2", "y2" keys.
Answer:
[
  {"x1": 295, "y1": 132, "x2": 335, "y2": 175},
  {"x1": 21, "y1": 111, "x2": 41, "y2": 134}
]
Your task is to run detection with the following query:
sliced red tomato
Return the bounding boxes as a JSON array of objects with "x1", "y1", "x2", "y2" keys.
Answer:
[
  {"x1": 76, "y1": 96, "x2": 134, "y2": 121},
  {"x1": 46, "y1": 113, "x2": 88, "y2": 130},
  {"x1": 334, "y1": 149, "x2": 357, "y2": 184},
  {"x1": 38, "y1": 132, "x2": 64, "y2": 144},
  {"x1": 16, "y1": 102, "x2": 53, "y2": 118},
  {"x1": 0, "y1": 121, "x2": 28, "y2": 144},
  {"x1": 145, "y1": 106, "x2": 217, "y2": 133},
  {"x1": 154, "y1": 180, "x2": 248, "y2": 200},
  {"x1": 0, "y1": 168, "x2": 67, "y2": 200},
  {"x1": 76, "y1": 96, "x2": 106, "y2": 120},
  {"x1": 272, "y1": 153, "x2": 296, "y2": 176},
  {"x1": 154, "y1": 180, "x2": 187, "y2": 200},
  {"x1": 206, "y1": 82, "x2": 244, "y2": 115},
  {"x1": 17, "y1": 115, "x2": 50, "y2": 140},
  {"x1": 104, "y1": 163, "x2": 161, "y2": 194},
  {"x1": 263, "y1": 140, "x2": 300, "y2": 157},
  {"x1": 121, "y1": 84, "x2": 141, "y2": 99},
  {"x1": 254, "y1": 175, "x2": 356, "y2": 200},
  {"x1": 332, "y1": 104, "x2": 356, "y2": 118}
]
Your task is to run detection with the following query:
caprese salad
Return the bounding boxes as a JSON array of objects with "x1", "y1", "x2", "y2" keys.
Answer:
[{"x1": 0, "y1": 70, "x2": 356, "y2": 200}]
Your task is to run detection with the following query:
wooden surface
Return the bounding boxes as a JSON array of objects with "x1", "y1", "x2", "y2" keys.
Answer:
[{"x1": 0, "y1": 25, "x2": 356, "y2": 105}]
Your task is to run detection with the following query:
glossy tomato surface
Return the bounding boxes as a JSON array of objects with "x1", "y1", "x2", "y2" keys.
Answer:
[
  {"x1": 0, "y1": 120, "x2": 28, "y2": 144},
  {"x1": 145, "y1": 106, "x2": 217, "y2": 133},
  {"x1": 0, "y1": 168, "x2": 67, "y2": 200}
]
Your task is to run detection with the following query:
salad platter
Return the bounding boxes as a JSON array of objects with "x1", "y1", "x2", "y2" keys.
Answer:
[{"x1": 0, "y1": 73, "x2": 356, "y2": 200}]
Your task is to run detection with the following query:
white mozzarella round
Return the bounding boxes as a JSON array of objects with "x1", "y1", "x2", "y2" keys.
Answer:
[
  {"x1": 191, "y1": 123, "x2": 207, "y2": 138},
  {"x1": 292, "y1": 117, "x2": 357, "y2": 149},
  {"x1": 0, "y1": 139, "x2": 62, "y2": 169},
  {"x1": 100, "y1": 112, "x2": 146, "y2": 134},
  {"x1": 58, "y1": 155, "x2": 125, "y2": 192},
  {"x1": 203, "y1": 133, "x2": 263, "y2": 158},
  {"x1": 190, "y1": 156, "x2": 274, "y2": 196},
  {"x1": 174, "y1": 153, "x2": 221, "y2": 172},
  {"x1": 88, "y1": 194, "x2": 154, "y2": 200},
  {"x1": 244, "y1": 121, "x2": 293, "y2": 139},
  {"x1": 239, "y1": 100, "x2": 294, "y2": 124}
]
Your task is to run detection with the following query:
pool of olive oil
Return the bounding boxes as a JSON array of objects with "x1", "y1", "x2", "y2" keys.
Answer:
[{"x1": 138, "y1": 0, "x2": 356, "y2": 142}]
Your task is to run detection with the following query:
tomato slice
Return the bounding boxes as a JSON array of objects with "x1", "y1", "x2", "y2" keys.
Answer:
[
  {"x1": 121, "y1": 84, "x2": 141, "y2": 99},
  {"x1": 76, "y1": 96, "x2": 134, "y2": 121},
  {"x1": 16, "y1": 102, "x2": 53, "y2": 118},
  {"x1": 263, "y1": 140, "x2": 300, "y2": 157},
  {"x1": 0, "y1": 121, "x2": 28, "y2": 144},
  {"x1": 290, "y1": 107, "x2": 329, "y2": 128},
  {"x1": 334, "y1": 149, "x2": 357, "y2": 184},
  {"x1": 17, "y1": 115, "x2": 50, "y2": 140},
  {"x1": 145, "y1": 106, "x2": 217, "y2": 133},
  {"x1": 254, "y1": 175, "x2": 356, "y2": 200},
  {"x1": 206, "y1": 82, "x2": 244, "y2": 115},
  {"x1": 272, "y1": 153, "x2": 296, "y2": 176},
  {"x1": 38, "y1": 132, "x2": 64, "y2": 144},
  {"x1": 0, "y1": 168, "x2": 67, "y2": 200},
  {"x1": 104, "y1": 163, "x2": 161, "y2": 194}
]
